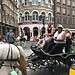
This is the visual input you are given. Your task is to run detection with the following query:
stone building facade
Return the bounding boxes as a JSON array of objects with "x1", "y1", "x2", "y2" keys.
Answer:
[
  {"x1": 18, "y1": 0, "x2": 54, "y2": 40},
  {"x1": 0, "y1": 0, "x2": 18, "y2": 36},
  {"x1": 53, "y1": 0, "x2": 75, "y2": 30}
]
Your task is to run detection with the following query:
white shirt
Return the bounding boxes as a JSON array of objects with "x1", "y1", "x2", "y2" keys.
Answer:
[
  {"x1": 54, "y1": 31, "x2": 66, "y2": 43},
  {"x1": 57, "y1": 31, "x2": 65, "y2": 40}
]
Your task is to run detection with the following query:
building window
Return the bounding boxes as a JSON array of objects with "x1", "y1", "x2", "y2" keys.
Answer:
[
  {"x1": 32, "y1": 0, "x2": 38, "y2": 5},
  {"x1": 67, "y1": 7, "x2": 70, "y2": 15},
  {"x1": 72, "y1": 17, "x2": 75, "y2": 24},
  {"x1": 25, "y1": 12, "x2": 29, "y2": 21},
  {"x1": 33, "y1": 27, "x2": 38, "y2": 36},
  {"x1": 62, "y1": 16, "x2": 66, "y2": 24},
  {"x1": 41, "y1": 12, "x2": 45, "y2": 21},
  {"x1": 72, "y1": 0, "x2": 75, "y2": 7},
  {"x1": 62, "y1": 0, "x2": 66, "y2": 4},
  {"x1": 22, "y1": 17, "x2": 24, "y2": 22},
  {"x1": 67, "y1": 0, "x2": 70, "y2": 5},
  {"x1": 0, "y1": 12, "x2": 2, "y2": 22},
  {"x1": 41, "y1": 0, "x2": 45, "y2": 5},
  {"x1": 72, "y1": 10, "x2": 75, "y2": 15},
  {"x1": 19, "y1": 13, "x2": 22, "y2": 22},
  {"x1": 25, "y1": 0, "x2": 28, "y2": 5},
  {"x1": 67, "y1": 17, "x2": 71, "y2": 24},
  {"x1": 62, "y1": 8, "x2": 66, "y2": 14},
  {"x1": 57, "y1": 0, "x2": 60, "y2": 2},
  {"x1": 57, "y1": 16, "x2": 61, "y2": 23},
  {"x1": 0, "y1": 4, "x2": 1, "y2": 9},
  {"x1": 32, "y1": 11, "x2": 38, "y2": 20},
  {"x1": 56, "y1": 6, "x2": 60, "y2": 13},
  {"x1": 48, "y1": 13, "x2": 51, "y2": 22}
]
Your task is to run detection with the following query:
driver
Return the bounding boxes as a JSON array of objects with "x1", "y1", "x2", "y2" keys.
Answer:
[{"x1": 49, "y1": 24, "x2": 66, "y2": 54}]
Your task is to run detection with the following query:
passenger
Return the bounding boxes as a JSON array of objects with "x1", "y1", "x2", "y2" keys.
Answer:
[
  {"x1": 37, "y1": 34, "x2": 48, "y2": 48},
  {"x1": 43, "y1": 34, "x2": 53, "y2": 52},
  {"x1": 47, "y1": 24, "x2": 55, "y2": 37},
  {"x1": 65, "y1": 28, "x2": 72, "y2": 53},
  {"x1": 38, "y1": 24, "x2": 55, "y2": 52},
  {"x1": 49, "y1": 24, "x2": 66, "y2": 54},
  {"x1": 37, "y1": 33, "x2": 53, "y2": 52}
]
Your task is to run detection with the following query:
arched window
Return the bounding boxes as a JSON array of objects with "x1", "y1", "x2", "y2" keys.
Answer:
[
  {"x1": 25, "y1": 0, "x2": 28, "y2": 5},
  {"x1": 32, "y1": 0, "x2": 38, "y2": 5},
  {"x1": 32, "y1": 11, "x2": 38, "y2": 20},
  {"x1": 48, "y1": 13, "x2": 51, "y2": 22},
  {"x1": 33, "y1": 27, "x2": 38, "y2": 36},
  {"x1": 41, "y1": 26, "x2": 45, "y2": 36},
  {"x1": 25, "y1": 12, "x2": 29, "y2": 21}
]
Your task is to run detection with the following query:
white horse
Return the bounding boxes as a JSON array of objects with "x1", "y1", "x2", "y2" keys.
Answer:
[{"x1": 0, "y1": 42, "x2": 27, "y2": 75}]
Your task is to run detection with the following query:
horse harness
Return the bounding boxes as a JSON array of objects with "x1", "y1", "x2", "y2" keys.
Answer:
[{"x1": 0, "y1": 44, "x2": 20, "y2": 68}]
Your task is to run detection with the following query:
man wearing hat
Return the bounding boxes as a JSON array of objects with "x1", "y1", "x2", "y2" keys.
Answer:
[
  {"x1": 53, "y1": 24, "x2": 64, "y2": 40},
  {"x1": 49, "y1": 24, "x2": 66, "y2": 54}
]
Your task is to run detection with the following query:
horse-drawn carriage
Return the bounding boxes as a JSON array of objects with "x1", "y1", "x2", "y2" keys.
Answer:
[{"x1": 27, "y1": 43, "x2": 75, "y2": 75}]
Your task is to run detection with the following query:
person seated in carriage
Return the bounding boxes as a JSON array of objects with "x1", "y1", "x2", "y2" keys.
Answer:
[
  {"x1": 65, "y1": 28, "x2": 72, "y2": 53},
  {"x1": 37, "y1": 24, "x2": 55, "y2": 49},
  {"x1": 47, "y1": 24, "x2": 55, "y2": 37},
  {"x1": 36, "y1": 24, "x2": 72, "y2": 55},
  {"x1": 49, "y1": 24, "x2": 66, "y2": 54},
  {"x1": 47, "y1": 24, "x2": 72, "y2": 54}
]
